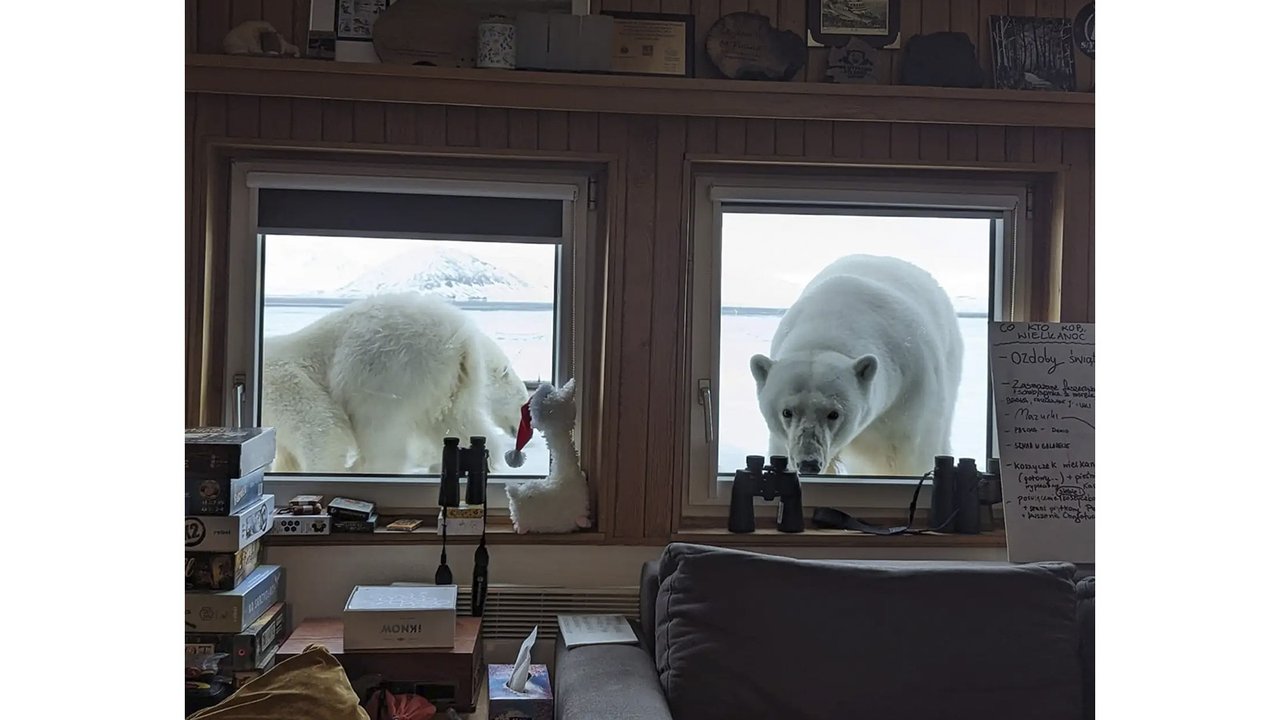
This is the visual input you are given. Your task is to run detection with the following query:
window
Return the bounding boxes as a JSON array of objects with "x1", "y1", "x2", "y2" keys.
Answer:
[
  {"x1": 687, "y1": 173, "x2": 1032, "y2": 512},
  {"x1": 224, "y1": 162, "x2": 594, "y2": 503}
]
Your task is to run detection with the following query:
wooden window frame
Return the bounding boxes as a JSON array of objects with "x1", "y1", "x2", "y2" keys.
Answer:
[{"x1": 674, "y1": 160, "x2": 1063, "y2": 531}]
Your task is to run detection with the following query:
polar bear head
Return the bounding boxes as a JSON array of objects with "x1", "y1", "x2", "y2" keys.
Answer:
[
  {"x1": 475, "y1": 333, "x2": 530, "y2": 440},
  {"x1": 749, "y1": 350, "x2": 880, "y2": 474}
]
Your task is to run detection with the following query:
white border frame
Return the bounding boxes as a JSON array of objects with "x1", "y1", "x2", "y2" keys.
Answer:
[
  {"x1": 685, "y1": 173, "x2": 1032, "y2": 516},
  {"x1": 225, "y1": 160, "x2": 595, "y2": 512}
]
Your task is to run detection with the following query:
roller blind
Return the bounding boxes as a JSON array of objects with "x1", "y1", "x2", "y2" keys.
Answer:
[{"x1": 256, "y1": 188, "x2": 564, "y2": 239}]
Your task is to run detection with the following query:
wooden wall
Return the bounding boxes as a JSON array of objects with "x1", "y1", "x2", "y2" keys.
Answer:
[
  {"x1": 187, "y1": 1, "x2": 1094, "y2": 545},
  {"x1": 190, "y1": 1, "x2": 1096, "y2": 91}
]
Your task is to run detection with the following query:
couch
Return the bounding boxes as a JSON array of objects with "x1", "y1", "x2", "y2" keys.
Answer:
[{"x1": 555, "y1": 543, "x2": 1095, "y2": 720}]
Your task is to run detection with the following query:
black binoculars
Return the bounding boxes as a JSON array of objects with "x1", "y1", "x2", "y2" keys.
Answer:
[
  {"x1": 728, "y1": 455, "x2": 805, "y2": 533},
  {"x1": 440, "y1": 436, "x2": 489, "y2": 508},
  {"x1": 928, "y1": 455, "x2": 1002, "y2": 534}
]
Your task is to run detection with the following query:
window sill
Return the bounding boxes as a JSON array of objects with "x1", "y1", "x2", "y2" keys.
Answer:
[
  {"x1": 263, "y1": 522, "x2": 604, "y2": 547},
  {"x1": 670, "y1": 527, "x2": 1007, "y2": 549}
]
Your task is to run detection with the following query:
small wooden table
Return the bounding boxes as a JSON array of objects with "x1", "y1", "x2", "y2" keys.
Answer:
[{"x1": 277, "y1": 617, "x2": 484, "y2": 714}]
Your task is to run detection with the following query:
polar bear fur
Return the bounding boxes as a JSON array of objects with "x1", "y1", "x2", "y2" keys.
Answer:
[
  {"x1": 261, "y1": 293, "x2": 528, "y2": 474},
  {"x1": 749, "y1": 255, "x2": 962, "y2": 477}
]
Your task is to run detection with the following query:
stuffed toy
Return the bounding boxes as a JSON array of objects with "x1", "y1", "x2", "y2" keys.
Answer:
[
  {"x1": 503, "y1": 379, "x2": 591, "y2": 534},
  {"x1": 222, "y1": 21, "x2": 301, "y2": 57}
]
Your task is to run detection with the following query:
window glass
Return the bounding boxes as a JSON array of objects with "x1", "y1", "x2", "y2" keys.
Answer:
[
  {"x1": 260, "y1": 234, "x2": 555, "y2": 476},
  {"x1": 717, "y1": 212, "x2": 992, "y2": 478}
]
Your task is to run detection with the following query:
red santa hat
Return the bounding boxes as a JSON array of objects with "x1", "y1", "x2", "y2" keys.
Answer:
[{"x1": 503, "y1": 399, "x2": 534, "y2": 468}]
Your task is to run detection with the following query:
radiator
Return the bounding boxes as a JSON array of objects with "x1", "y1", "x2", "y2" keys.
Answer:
[{"x1": 456, "y1": 584, "x2": 640, "y2": 641}]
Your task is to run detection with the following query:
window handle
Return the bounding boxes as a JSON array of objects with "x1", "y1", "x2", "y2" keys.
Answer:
[
  {"x1": 232, "y1": 373, "x2": 246, "y2": 428},
  {"x1": 698, "y1": 378, "x2": 715, "y2": 444}
]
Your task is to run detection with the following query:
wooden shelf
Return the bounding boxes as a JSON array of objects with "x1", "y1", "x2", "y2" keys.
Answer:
[{"x1": 186, "y1": 54, "x2": 1093, "y2": 129}]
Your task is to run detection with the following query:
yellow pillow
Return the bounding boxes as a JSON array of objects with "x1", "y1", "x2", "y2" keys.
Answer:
[{"x1": 188, "y1": 645, "x2": 370, "y2": 720}]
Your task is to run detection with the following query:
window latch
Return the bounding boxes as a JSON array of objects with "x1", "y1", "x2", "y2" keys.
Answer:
[
  {"x1": 697, "y1": 378, "x2": 715, "y2": 444},
  {"x1": 232, "y1": 373, "x2": 247, "y2": 428}
]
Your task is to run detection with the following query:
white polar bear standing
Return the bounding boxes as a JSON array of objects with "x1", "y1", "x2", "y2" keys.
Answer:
[
  {"x1": 749, "y1": 254, "x2": 962, "y2": 477},
  {"x1": 262, "y1": 293, "x2": 529, "y2": 474}
]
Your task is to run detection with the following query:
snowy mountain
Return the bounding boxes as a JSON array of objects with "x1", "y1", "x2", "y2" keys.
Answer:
[{"x1": 329, "y1": 245, "x2": 551, "y2": 302}]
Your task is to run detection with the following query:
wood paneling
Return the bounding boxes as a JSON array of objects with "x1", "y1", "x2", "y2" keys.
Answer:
[
  {"x1": 508, "y1": 109, "x2": 540, "y2": 150},
  {"x1": 612, "y1": 116, "x2": 659, "y2": 540},
  {"x1": 1061, "y1": 128, "x2": 1092, "y2": 322},
  {"x1": 645, "y1": 115, "x2": 688, "y2": 538},
  {"x1": 186, "y1": 6, "x2": 1093, "y2": 544},
  {"x1": 476, "y1": 108, "x2": 509, "y2": 150}
]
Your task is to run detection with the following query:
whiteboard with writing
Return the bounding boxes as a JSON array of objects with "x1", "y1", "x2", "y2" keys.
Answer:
[{"x1": 989, "y1": 322, "x2": 1095, "y2": 563}]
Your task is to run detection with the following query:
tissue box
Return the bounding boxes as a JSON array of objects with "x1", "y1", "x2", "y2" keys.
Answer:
[
  {"x1": 488, "y1": 664, "x2": 553, "y2": 720},
  {"x1": 343, "y1": 585, "x2": 457, "y2": 650}
]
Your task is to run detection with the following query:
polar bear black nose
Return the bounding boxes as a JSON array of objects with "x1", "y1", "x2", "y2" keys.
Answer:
[{"x1": 798, "y1": 460, "x2": 821, "y2": 474}]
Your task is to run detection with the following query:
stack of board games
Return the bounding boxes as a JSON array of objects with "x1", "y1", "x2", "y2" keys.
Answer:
[{"x1": 185, "y1": 427, "x2": 288, "y2": 690}]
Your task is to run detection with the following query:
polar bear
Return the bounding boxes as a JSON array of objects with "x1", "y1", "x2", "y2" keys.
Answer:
[
  {"x1": 261, "y1": 293, "x2": 529, "y2": 474},
  {"x1": 749, "y1": 255, "x2": 962, "y2": 477}
]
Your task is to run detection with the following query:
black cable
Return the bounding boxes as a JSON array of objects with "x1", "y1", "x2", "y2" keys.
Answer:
[
  {"x1": 435, "y1": 515, "x2": 453, "y2": 585},
  {"x1": 812, "y1": 470, "x2": 974, "y2": 536}
]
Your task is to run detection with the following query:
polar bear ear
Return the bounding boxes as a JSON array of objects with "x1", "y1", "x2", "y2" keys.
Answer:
[
  {"x1": 853, "y1": 355, "x2": 878, "y2": 384},
  {"x1": 749, "y1": 355, "x2": 774, "y2": 390}
]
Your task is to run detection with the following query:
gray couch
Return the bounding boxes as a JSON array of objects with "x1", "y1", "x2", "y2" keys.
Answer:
[{"x1": 555, "y1": 543, "x2": 1095, "y2": 720}]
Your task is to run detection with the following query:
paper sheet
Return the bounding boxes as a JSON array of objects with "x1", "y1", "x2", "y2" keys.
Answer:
[
  {"x1": 990, "y1": 322, "x2": 1095, "y2": 563},
  {"x1": 557, "y1": 614, "x2": 639, "y2": 648}
]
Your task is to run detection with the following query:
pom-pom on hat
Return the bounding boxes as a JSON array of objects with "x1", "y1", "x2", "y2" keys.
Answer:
[{"x1": 503, "y1": 399, "x2": 533, "y2": 468}]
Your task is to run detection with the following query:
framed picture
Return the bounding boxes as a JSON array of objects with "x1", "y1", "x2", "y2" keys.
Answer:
[
  {"x1": 601, "y1": 11, "x2": 695, "y2": 77},
  {"x1": 808, "y1": 0, "x2": 900, "y2": 49},
  {"x1": 989, "y1": 15, "x2": 1077, "y2": 91},
  {"x1": 335, "y1": 0, "x2": 389, "y2": 42}
]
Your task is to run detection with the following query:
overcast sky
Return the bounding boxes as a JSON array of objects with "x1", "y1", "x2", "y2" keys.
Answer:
[{"x1": 264, "y1": 213, "x2": 990, "y2": 310}]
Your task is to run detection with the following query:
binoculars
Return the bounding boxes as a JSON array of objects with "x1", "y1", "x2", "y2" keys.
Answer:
[
  {"x1": 928, "y1": 455, "x2": 1002, "y2": 534},
  {"x1": 728, "y1": 455, "x2": 805, "y2": 534},
  {"x1": 439, "y1": 436, "x2": 489, "y2": 508}
]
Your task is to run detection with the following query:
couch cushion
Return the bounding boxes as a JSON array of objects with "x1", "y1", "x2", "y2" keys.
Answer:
[
  {"x1": 654, "y1": 544, "x2": 1082, "y2": 720},
  {"x1": 1076, "y1": 576, "x2": 1096, "y2": 718},
  {"x1": 554, "y1": 632, "x2": 673, "y2": 720}
]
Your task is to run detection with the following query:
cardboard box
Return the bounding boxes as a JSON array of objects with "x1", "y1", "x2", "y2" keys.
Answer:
[
  {"x1": 488, "y1": 664, "x2": 553, "y2": 720},
  {"x1": 343, "y1": 585, "x2": 457, "y2": 650},
  {"x1": 276, "y1": 617, "x2": 485, "y2": 713},
  {"x1": 437, "y1": 504, "x2": 484, "y2": 536},
  {"x1": 185, "y1": 467, "x2": 265, "y2": 517},
  {"x1": 185, "y1": 427, "x2": 276, "y2": 480},
  {"x1": 185, "y1": 540, "x2": 262, "y2": 592},
  {"x1": 186, "y1": 494, "x2": 274, "y2": 553},
  {"x1": 515, "y1": 12, "x2": 612, "y2": 72},
  {"x1": 186, "y1": 565, "x2": 284, "y2": 633},
  {"x1": 187, "y1": 602, "x2": 288, "y2": 672}
]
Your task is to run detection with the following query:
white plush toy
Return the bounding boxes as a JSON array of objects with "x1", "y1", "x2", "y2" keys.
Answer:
[
  {"x1": 223, "y1": 21, "x2": 301, "y2": 57},
  {"x1": 504, "y1": 379, "x2": 591, "y2": 534}
]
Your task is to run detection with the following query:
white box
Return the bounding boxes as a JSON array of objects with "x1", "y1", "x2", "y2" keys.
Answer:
[
  {"x1": 343, "y1": 585, "x2": 457, "y2": 650},
  {"x1": 437, "y1": 504, "x2": 485, "y2": 536},
  {"x1": 186, "y1": 494, "x2": 274, "y2": 553}
]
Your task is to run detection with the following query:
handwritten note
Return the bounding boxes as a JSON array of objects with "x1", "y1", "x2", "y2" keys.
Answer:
[{"x1": 989, "y1": 322, "x2": 1095, "y2": 563}]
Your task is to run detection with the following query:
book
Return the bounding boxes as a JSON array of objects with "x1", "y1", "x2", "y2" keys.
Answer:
[
  {"x1": 387, "y1": 518, "x2": 423, "y2": 532},
  {"x1": 556, "y1": 614, "x2": 639, "y2": 648}
]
